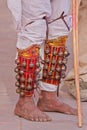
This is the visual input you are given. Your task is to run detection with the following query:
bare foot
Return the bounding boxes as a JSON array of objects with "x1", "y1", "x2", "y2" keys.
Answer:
[
  {"x1": 37, "y1": 91, "x2": 77, "y2": 115},
  {"x1": 14, "y1": 97, "x2": 51, "y2": 122}
]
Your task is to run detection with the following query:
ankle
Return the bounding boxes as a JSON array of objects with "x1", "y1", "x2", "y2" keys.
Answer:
[
  {"x1": 18, "y1": 96, "x2": 34, "y2": 105},
  {"x1": 40, "y1": 90, "x2": 57, "y2": 100}
]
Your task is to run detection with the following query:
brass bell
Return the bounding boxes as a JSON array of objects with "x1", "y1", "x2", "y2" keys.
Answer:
[
  {"x1": 51, "y1": 59, "x2": 56, "y2": 64},
  {"x1": 15, "y1": 81, "x2": 20, "y2": 87},
  {"x1": 28, "y1": 78, "x2": 33, "y2": 83},
  {"x1": 20, "y1": 84, "x2": 25, "y2": 89},
  {"x1": 29, "y1": 62, "x2": 34, "y2": 68},
  {"x1": 22, "y1": 61, "x2": 26, "y2": 67},
  {"x1": 14, "y1": 67, "x2": 19, "y2": 73},
  {"x1": 19, "y1": 70, "x2": 24, "y2": 75},
  {"x1": 58, "y1": 59, "x2": 62, "y2": 65},
  {"x1": 36, "y1": 62, "x2": 40, "y2": 68},
  {"x1": 61, "y1": 65, "x2": 66, "y2": 71},
  {"x1": 53, "y1": 49, "x2": 57, "y2": 56},
  {"x1": 15, "y1": 59, "x2": 20, "y2": 65},
  {"x1": 51, "y1": 66, "x2": 55, "y2": 71},
  {"x1": 16, "y1": 75, "x2": 20, "y2": 80},
  {"x1": 46, "y1": 57, "x2": 50, "y2": 63},
  {"x1": 44, "y1": 65, "x2": 48, "y2": 70},
  {"x1": 27, "y1": 85, "x2": 32, "y2": 91},
  {"x1": 35, "y1": 68, "x2": 41, "y2": 74},
  {"x1": 64, "y1": 50, "x2": 70, "y2": 57},
  {"x1": 20, "y1": 76, "x2": 25, "y2": 82},
  {"x1": 56, "y1": 66, "x2": 61, "y2": 72},
  {"x1": 20, "y1": 91, "x2": 25, "y2": 97},
  {"x1": 61, "y1": 72, "x2": 66, "y2": 78},
  {"x1": 43, "y1": 72, "x2": 47, "y2": 78},
  {"x1": 62, "y1": 58, "x2": 67, "y2": 64},
  {"x1": 16, "y1": 88, "x2": 21, "y2": 93},
  {"x1": 48, "y1": 71, "x2": 52, "y2": 76},
  {"x1": 55, "y1": 74, "x2": 60, "y2": 80},
  {"x1": 58, "y1": 51, "x2": 63, "y2": 56},
  {"x1": 45, "y1": 48, "x2": 50, "y2": 54}
]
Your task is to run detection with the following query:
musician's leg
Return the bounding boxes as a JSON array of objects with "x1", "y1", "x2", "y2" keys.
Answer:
[
  {"x1": 14, "y1": 0, "x2": 52, "y2": 122},
  {"x1": 38, "y1": 0, "x2": 77, "y2": 115}
]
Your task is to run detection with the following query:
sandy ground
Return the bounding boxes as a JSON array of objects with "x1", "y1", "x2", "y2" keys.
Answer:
[{"x1": 0, "y1": 0, "x2": 87, "y2": 130}]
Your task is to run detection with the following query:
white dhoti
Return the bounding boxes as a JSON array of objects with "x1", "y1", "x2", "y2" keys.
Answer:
[{"x1": 7, "y1": 0, "x2": 72, "y2": 92}]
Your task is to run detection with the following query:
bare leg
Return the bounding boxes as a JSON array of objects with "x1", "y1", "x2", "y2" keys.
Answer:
[
  {"x1": 14, "y1": 96, "x2": 51, "y2": 122},
  {"x1": 14, "y1": 46, "x2": 51, "y2": 122},
  {"x1": 37, "y1": 91, "x2": 77, "y2": 115}
]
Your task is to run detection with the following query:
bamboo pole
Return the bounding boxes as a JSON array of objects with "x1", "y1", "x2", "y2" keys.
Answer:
[{"x1": 72, "y1": 0, "x2": 82, "y2": 127}]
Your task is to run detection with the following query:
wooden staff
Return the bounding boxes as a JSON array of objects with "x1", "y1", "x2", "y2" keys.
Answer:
[{"x1": 72, "y1": 0, "x2": 82, "y2": 127}]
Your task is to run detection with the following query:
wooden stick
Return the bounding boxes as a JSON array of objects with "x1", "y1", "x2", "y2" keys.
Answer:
[{"x1": 72, "y1": 0, "x2": 82, "y2": 127}]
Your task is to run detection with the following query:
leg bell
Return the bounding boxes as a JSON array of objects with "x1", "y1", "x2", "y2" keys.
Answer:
[
  {"x1": 42, "y1": 36, "x2": 70, "y2": 87},
  {"x1": 14, "y1": 45, "x2": 41, "y2": 97}
]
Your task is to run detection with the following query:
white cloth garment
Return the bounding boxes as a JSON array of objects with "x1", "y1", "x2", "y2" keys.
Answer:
[
  {"x1": 7, "y1": 0, "x2": 21, "y2": 29},
  {"x1": 7, "y1": 0, "x2": 72, "y2": 92}
]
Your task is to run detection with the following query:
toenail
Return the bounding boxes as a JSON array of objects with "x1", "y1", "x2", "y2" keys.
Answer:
[
  {"x1": 31, "y1": 118, "x2": 34, "y2": 121},
  {"x1": 43, "y1": 118, "x2": 47, "y2": 122},
  {"x1": 66, "y1": 112, "x2": 71, "y2": 114},
  {"x1": 35, "y1": 118, "x2": 39, "y2": 122},
  {"x1": 39, "y1": 118, "x2": 43, "y2": 122}
]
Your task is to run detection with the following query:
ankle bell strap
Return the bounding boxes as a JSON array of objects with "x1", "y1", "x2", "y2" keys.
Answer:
[
  {"x1": 42, "y1": 36, "x2": 70, "y2": 86},
  {"x1": 15, "y1": 45, "x2": 40, "y2": 97}
]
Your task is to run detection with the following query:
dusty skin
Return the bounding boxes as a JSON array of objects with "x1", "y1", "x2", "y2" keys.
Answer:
[
  {"x1": 14, "y1": 96, "x2": 52, "y2": 122},
  {"x1": 14, "y1": 91, "x2": 77, "y2": 122},
  {"x1": 37, "y1": 91, "x2": 77, "y2": 115}
]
